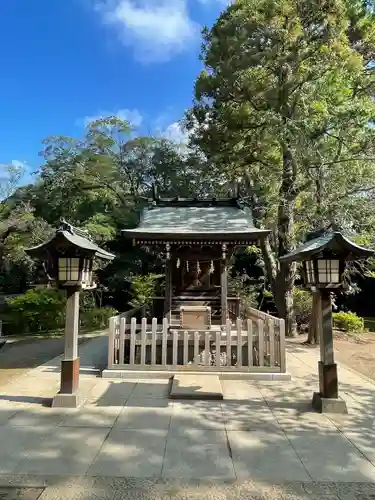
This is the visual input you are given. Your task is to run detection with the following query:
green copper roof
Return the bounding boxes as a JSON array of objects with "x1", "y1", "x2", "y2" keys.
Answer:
[
  {"x1": 279, "y1": 232, "x2": 373, "y2": 263},
  {"x1": 122, "y1": 201, "x2": 270, "y2": 240}
]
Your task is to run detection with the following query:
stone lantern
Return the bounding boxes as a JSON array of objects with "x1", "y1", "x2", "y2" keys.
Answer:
[
  {"x1": 280, "y1": 229, "x2": 373, "y2": 413},
  {"x1": 26, "y1": 220, "x2": 114, "y2": 407}
]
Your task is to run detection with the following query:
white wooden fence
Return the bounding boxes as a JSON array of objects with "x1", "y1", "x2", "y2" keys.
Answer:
[{"x1": 107, "y1": 313, "x2": 286, "y2": 373}]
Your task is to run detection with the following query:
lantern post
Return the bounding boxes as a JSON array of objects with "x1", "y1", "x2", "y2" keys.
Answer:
[
  {"x1": 280, "y1": 229, "x2": 373, "y2": 413},
  {"x1": 26, "y1": 221, "x2": 114, "y2": 407}
]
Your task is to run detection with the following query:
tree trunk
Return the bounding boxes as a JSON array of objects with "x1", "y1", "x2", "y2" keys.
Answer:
[
  {"x1": 275, "y1": 146, "x2": 298, "y2": 337},
  {"x1": 260, "y1": 236, "x2": 297, "y2": 337},
  {"x1": 306, "y1": 290, "x2": 320, "y2": 345}
]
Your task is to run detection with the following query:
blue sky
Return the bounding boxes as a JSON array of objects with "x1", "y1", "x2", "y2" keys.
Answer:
[{"x1": 0, "y1": 0, "x2": 227, "y2": 184}]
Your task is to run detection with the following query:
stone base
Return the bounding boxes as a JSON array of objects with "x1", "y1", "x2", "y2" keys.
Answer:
[
  {"x1": 102, "y1": 369, "x2": 292, "y2": 382},
  {"x1": 318, "y1": 361, "x2": 338, "y2": 398},
  {"x1": 312, "y1": 392, "x2": 348, "y2": 414},
  {"x1": 60, "y1": 358, "x2": 80, "y2": 394},
  {"x1": 52, "y1": 392, "x2": 83, "y2": 408}
]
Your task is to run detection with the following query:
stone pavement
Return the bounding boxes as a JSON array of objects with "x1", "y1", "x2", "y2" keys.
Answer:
[{"x1": 0, "y1": 337, "x2": 375, "y2": 498}]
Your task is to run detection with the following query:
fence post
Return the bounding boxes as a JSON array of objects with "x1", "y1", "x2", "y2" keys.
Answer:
[
  {"x1": 151, "y1": 318, "x2": 157, "y2": 366},
  {"x1": 140, "y1": 317, "x2": 147, "y2": 365},
  {"x1": 130, "y1": 317, "x2": 136, "y2": 365},
  {"x1": 162, "y1": 318, "x2": 168, "y2": 366},
  {"x1": 247, "y1": 319, "x2": 253, "y2": 368},
  {"x1": 268, "y1": 318, "x2": 275, "y2": 367},
  {"x1": 119, "y1": 317, "x2": 126, "y2": 365},
  {"x1": 279, "y1": 319, "x2": 286, "y2": 372},
  {"x1": 108, "y1": 316, "x2": 116, "y2": 369},
  {"x1": 236, "y1": 318, "x2": 242, "y2": 367},
  {"x1": 258, "y1": 319, "x2": 264, "y2": 367},
  {"x1": 226, "y1": 319, "x2": 232, "y2": 367}
]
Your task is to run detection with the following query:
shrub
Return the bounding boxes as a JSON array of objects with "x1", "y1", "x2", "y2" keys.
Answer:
[
  {"x1": 80, "y1": 307, "x2": 118, "y2": 330},
  {"x1": 129, "y1": 273, "x2": 164, "y2": 310},
  {"x1": 5, "y1": 288, "x2": 66, "y2": 334},
  {"x1": 293, "y1": 288, "x2": 312, "y2": 329},
  {"x1": 333, "y1": 311, "x2": 364, "y2": 333}
]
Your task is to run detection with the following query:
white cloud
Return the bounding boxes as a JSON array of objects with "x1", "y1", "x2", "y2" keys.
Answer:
[
  {"x1": 161, "y1": 121, "x2": 189, "y2": 143},
  {"x1": 94, "y1": 0, "x2": 199, "y2": 62},
  {"x1": 81, "y1": 108, "x2": 143, "y2": 127},
  {"x1": 10, "y1": 160, "x2": 27, "y2": 170},
  {"x1": 198, "y1": 0, "x2": 231, "y2": 4}
]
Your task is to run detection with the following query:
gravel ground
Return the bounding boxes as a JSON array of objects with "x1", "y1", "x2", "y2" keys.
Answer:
[
  {"x1": 1, "y1": 477, "x2": 375, "y2": 500},
  {"x1": 297, "y1": 331, "x2": 375, "y2": 383},
  {"x1": 0, "y1": 337, "x2": 88, "y2": 388}
]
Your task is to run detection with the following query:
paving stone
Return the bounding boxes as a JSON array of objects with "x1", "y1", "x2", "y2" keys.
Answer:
[
  {"x1": 128, "y1": 380, "x2": 171, "y2": 400},
  {"x1": 228, "y1": 430, "x2": 311, "y2": 482},
  {"x1": 6, "y1": 409, "x2": 68, "y2": 429},
  {"x1": 87, "y1": 429, "x2": 168, "y2": 477},
  {"x1": 283, "y1": 428, "x2": 375, "y2": 482},
  {"x1": 84, "y1": 380, "x2": 136, "y2": 407},
  {"x1": 0, "y1": 426, "x2": 51, "y2": 474},
  {"x1": 59, "y1": 407, "x2": 122, "y2": 427},
  {"x1": 162, "y1": 429, "x2": 235, "y2": 480},
  {"x1": 114, "y1": 400, "x2": 172, "y2": 430},
  {"x1": 170, "y1": 401, "x2": 224, "y2": 431},
  {"x1": 15, "y1": 427, "x2": 110, "y2": 476},
  {"x1": 170, "y1": 375, "x2": 223, "y2": 401}
]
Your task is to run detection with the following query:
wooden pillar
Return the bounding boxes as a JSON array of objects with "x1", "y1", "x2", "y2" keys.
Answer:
[
  {"x1": 60, "y1": 286, "x2": 80, "y2": 394},
  {"x1": 318, "y1": 289, "x2": 338, "y2": 398},
  {"x1": 164, "y1": 260, "x2": 172, "y2": 322},
  {"x1": 221, "y1": 259, "x2": 228, "y2": 324}
]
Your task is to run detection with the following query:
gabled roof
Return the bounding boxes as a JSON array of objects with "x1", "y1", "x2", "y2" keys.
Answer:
[
  {"x1": 26, "y1": 221, "x2": 115, "y2": 261},
  {"x1": 122, "y1": 198, "x2": 270, "y2": 241},
  {"x1": 279, "y1": 231, "x2": 373, "y2": 264}
]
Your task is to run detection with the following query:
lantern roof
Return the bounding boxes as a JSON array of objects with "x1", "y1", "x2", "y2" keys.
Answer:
[
  {"x1": 25, "y1": 220, "x2": 115, "y2": 261},
  {"x1": 279, "y1": 229, "x2": 373, "y2": 264},
  {"x1": 122, "y1": 197, "x2": 270, "y2": 242}
]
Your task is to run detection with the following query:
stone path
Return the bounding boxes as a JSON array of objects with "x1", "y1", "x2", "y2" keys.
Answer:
[{"x1": 0, "y1": 337, "x2": 375, "y2": 498}]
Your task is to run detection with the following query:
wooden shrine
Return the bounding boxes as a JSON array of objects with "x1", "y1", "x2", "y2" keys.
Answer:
[{"x1": 122, "y1": 190, "x2": 270, "y2": 330}]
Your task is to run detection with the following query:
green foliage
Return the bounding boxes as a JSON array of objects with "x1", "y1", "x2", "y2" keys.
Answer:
[
  {"x1": 333, "y1": 311, "x2": 364, "y2": 333},
  {"x1": 80, "y1": 307, "x2": 118, "y2": 329},
  {"x1": 5, "y1": 288, "x2": 66, "y2": 334},
  {"x1": 186, "y1": 0, "x2": 375, "y2": 335},
  {"x1": 3, "y1": 287, "x2": 119, "y2": 334},
  {"x1": 129, "y1": 273, "x2": 164, "y2": 309},
  {"x1": 293, "y1": 288, "x2": 312, "y2": 327}
]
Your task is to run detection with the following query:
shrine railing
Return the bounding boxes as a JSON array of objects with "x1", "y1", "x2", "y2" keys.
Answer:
[{"x1": 106, "y1": 312, "x2": 286, "y2": 373}]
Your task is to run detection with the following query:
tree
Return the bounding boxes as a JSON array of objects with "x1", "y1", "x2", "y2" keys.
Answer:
[{"x1": 186, "y1": 0, "x2": 375, "y2": 336}]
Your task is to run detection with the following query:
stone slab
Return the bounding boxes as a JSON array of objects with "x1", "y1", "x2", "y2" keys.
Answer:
[
  {"x1": 228, "y1": 429, "x2": 311, "y2": 482},
  {"x1": 15, "y1": 427, "x2": 110, "y2": 476},
  {"x1": 102, "y1": 369, "x2": 292, "y2": 381},
  {"x1": 169, "y1": 375, "x2": 223, "y2": 400},
  {"x1": 162, "y1": 429, "x2": 235, "y2": 479},
  {"x1": 312, "y1": 392, "x2": 348, "y2": 414},
  {"x1": 87, "y1": 428, "x2": 167, "y2": 477}
]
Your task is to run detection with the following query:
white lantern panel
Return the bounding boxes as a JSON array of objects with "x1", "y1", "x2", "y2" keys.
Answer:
[
  {"x1": 58, "y1": 257, "x2": 68, "y2": 281},
  {"x1": 317, "y1": 259, "x2": 340, "y2": 284},
  {"x1": 81, "y1": 258, "x2": 93, "y2": 286},
  {"x1": 306, "y1": 261, "x2": 315, "y2": 284},
  {"x1": 58, "y1": 257, "x2": 81, "y2": 283}
]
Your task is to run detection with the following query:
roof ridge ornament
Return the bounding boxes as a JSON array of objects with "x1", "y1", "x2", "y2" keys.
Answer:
[{"x1": 59, "y1": 219, "x2": 93, "y2": 241}]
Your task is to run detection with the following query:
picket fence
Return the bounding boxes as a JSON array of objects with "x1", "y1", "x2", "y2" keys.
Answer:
[{"x1": 107, "y1": 311, "x2": 286, "y2": 373}]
